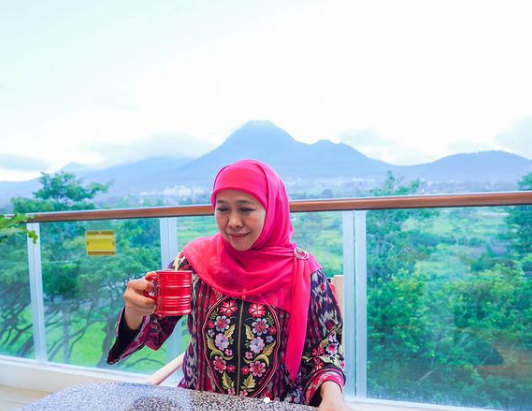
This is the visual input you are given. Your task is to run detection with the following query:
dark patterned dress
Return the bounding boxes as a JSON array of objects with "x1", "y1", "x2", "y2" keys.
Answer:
[{"x1": 108, "y1": 254, "x2": 345, "y2": 406}]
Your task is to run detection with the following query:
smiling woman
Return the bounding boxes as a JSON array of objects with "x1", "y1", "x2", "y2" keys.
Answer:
[{"x1": 107, "y1": 159, "x2": 349, "y2": 410}]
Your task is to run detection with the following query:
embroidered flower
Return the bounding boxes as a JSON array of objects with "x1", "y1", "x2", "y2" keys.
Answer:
[
  {"x1": 228, "y1": 388, "x2": 236, "y2": 395},
  {"x1": 241, "y1": 366, "x2": 250, "y2": 375},
  {"x1": 268, "y1": 326, "x2": 277, "y2": 335},
  {"x1": 250, "y1": 337, "x2": 265, "y2": 354},
  {"x1": 228, "y1": 365, "x2": 236, "y2": 373},
  {"x1": 313, "y1": 357, "x2": 324, "y2": 369},
  {"x1": 207, "y1": 329, "x2": 215, "y2": 337},
  {"x1": 220, "y1": 300, "x2": 238, "y2": 316},
  {"x1": 240, "y1": 391, "x2": 248, "y2": 397},
  {"x1": 250, "y1": 361, "x2": 266, "y2": 377},
  {"x1": 215, "y1": 315, "x2": 230, "y2": 332},
  {"x1": 245, "y1": 351, "x2": 254, "y2": 360},
  {"x1": 252, "y1": 318, "x2": 268, "y2": 335},
  {"x1": 326, "y1": 343, "x2": 338, "y2": 355},
  {"x1": 266, "y1": 335, "x2": 274, "y2": 344},
  {"x1": 248, "y1": 303, "x2": 266, "y2": 318},
  {"x1": 312, "y1": 347, "x2": 325, "y2": 357},
  {"x1": 213, "y1": 356, "x2": 226, "y2": 373},
  {"x1": 215, "y1": 333, "x2": 229, "y2": 350},
  {"x1": 208, "y1": 320, "x2": 215, "y2": 329},
  {"x1": 225, "y1": 349, "x2": 233, "y2": 356}
]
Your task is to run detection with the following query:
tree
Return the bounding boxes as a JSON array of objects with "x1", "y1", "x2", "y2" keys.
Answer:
[
  {"x1": 12, "y1": 172, "x2": 110, "y2": 213},
  {"x1": 367, "y1": 172, "x2": 438, "y2": 284},
  {"x1": 3, "y1": 173, "x2": 110, "y2": 362}
]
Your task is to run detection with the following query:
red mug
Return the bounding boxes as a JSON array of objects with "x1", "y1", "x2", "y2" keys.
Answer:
[{"x1": 145, "y1": 270, "x2": 192, "y2": 317}]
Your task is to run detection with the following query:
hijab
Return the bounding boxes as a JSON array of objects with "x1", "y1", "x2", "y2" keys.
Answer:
[{"x1": 183, "y1": 159, "x2": 321, "y2": 383}]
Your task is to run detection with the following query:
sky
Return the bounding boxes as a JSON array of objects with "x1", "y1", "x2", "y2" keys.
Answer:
[{"x1": 1, "y1": 0, "x2": 531, "y2": 182}]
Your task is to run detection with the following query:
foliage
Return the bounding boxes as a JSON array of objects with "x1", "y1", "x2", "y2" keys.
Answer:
[
  {"x1": 12, "y1": 172, "x2": 110, "y2": 213},
  {"x1": 367, "y1": 172, "x2": 439, "y2": 284},
  {"x1": 505, "y1": 173, "x2": 532, "y2": 255},
  {"x1": 0, "y1": 213, "x2": 38, "y2": 244}
]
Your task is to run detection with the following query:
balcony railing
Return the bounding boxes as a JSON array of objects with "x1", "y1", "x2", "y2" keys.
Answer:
[{"x1": 2, "y1": 191, "x2": 532, "y2": 411}]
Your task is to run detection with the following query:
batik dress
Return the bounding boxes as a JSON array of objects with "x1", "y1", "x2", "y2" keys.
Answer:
[{"x1": 108, "y1": 254, "x2": 345, "y2": 406}]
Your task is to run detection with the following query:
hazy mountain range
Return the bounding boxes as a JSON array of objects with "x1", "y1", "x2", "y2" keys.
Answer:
[{"x1": 1, "y1": 120, "x2": 531, "y2": 207}]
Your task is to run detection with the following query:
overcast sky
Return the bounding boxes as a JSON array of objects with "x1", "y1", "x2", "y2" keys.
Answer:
[{"x1": 1, "y1": 0, "x2": 531, "y2": 182}]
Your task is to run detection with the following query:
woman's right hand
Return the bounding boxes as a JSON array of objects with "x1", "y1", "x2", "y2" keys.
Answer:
[{"x1": 123, "y1": 271, "x2": 157, "y2": 330}]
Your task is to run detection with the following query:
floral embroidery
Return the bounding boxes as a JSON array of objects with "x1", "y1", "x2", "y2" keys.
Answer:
[
  {"x1": 203, "y1": 297, "x2": 280, "y2": 398},
  {"x1": 215, "y1": 315, "x2": 230, "y2": 332},
  {"x1": 213, "y1": 356, "x2": 227, "y2": 373},
  {"x1": 249, "y1": 303, "x2": 266, "y2": 318},
  {"x1": 215, "y1": 333, "x2": 229, "y2": 350},
  {"x1": 252, "y1": 318, "x2": 268, "y2": 335},
  {"x1": 326, "y1": 343, "x2": 338, "y2": 355},
  {"x1": 250, "y1": 361, "x2": 266, "y2": 377},
  {"x1": 220, "y1": 300, "x2": 238, "y2": 316},
  {"x1": 250, "y1": 337, "x2": 265, "y2": 353}
]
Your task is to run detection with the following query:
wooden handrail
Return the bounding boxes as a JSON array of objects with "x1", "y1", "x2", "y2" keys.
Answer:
[{"x1": 17, "y1": 191, "x2": 532, "y2": 223}]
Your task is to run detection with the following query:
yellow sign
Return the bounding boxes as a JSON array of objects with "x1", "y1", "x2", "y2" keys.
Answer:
[{"x1": 86, "y1": 230, "x2": 116, "y2": 256}]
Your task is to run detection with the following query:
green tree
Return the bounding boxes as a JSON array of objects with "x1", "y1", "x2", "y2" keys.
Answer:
[
  {"x1": 367, "y1": 172, "x2": 438, "y2": 284},
  {"x1": 12, "y1": 172, "x2": 110, "y2": 213},
  {"x1": 3, "y1": 173, "x2": 110, "y2": 362}
]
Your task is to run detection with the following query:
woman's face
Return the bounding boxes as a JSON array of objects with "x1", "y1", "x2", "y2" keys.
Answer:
[{"x1": 215, "y1": 189, "x2": 266, "y2": 251}]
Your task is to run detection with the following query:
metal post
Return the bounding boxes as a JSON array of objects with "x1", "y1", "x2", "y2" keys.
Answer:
[
  {"x1": 354, "y1": 210, "x2": 368, "y2": 398},
  {"x1": 26, "y1": 222, "x2": 48, "y2": 363},
  {"x1": 159, "y1": 217, "x2": 182, "y2": 379},
  {"x1": 342, "y1": 211, "x2": 356, "y2": 400}
]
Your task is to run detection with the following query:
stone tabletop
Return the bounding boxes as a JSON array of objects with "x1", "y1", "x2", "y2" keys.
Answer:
[{"x1": 21, "y1": 382, "x2": 317, "y2": 411}]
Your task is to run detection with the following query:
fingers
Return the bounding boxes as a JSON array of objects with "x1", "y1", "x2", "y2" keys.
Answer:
[
  {"x1": 144, "y1": 271, "x2": 157, "y2": 282},
  {"x1": 124, "y1": 278, "x2": 156, "y2": 317}
]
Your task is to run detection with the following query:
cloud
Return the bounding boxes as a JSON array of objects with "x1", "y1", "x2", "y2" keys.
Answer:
[
  {"x1": 0, "y1": 152, "x2": 50, "y2": 171},
  {"x1": 86, "y1": 132, "x2": 217, "y2": 167},
  {"x1": 337, "y1": 129, "x2": 433, "y2": 165},
  {"x1": 494, "y1": 116, "x2": 532, "y2": 159}
]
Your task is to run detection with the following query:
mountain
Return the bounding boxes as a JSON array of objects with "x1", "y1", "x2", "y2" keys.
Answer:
[
  {"x1": 0, "y1": 156, "x2": 193, "y2": 209},
  {"x1": 1, "y1": 121, "x2": 531, "y2": 208},
  {"x1": 398, "y1": 151, "x2": 532, "y2": 182},
  {"x1": 80, "y1": 156, "x2": 193, "y2": 195},
  {"x1": 148, "y1": 120, "x2": 393, "y2": 188}
]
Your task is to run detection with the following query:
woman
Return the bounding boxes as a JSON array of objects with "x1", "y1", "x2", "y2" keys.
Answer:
[{"x1": 108, "y1": 160, "x2": 349, "y2": 410}]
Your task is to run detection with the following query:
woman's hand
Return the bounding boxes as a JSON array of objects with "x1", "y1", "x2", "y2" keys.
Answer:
[
  {"x1": 318, "y1": 381, "x2": 352, "y2": 411},
  {"x1": 123, "y1": 271, "x2": 157, "y2": 330}
]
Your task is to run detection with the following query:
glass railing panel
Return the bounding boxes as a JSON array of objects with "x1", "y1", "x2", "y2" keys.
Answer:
[
  {"x1": 366, "y1": 206, "x2": 532, "y2": 410},
  {"x1": 0, "y1": 232, "x2": 34, "y2": 359},
  {"x1": 292, "y1": 211, "x2": 343, "y2": 276},
  {"x1": 176, "y1": 215, "x2": 218, "y2": 251},
  {"x1": 39, "y1": 218, "x2": 168, "y2": 373}
]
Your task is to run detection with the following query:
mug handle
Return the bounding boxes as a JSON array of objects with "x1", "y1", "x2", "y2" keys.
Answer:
[{"x1": 143, "y1": 271, "x2": 158, "y2": 300}]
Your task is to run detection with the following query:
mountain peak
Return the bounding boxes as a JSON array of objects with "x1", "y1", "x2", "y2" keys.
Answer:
[
  {"x1": 223, "y1": 120, "x2": 298, "y2": 148},
  {"x1": 241, "y1": 119, "x2": 276, "y2": 129}
]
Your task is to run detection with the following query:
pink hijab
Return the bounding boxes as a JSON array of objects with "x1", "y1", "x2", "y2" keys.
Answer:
[{"x1": 183, "y1": 159, "x2": 321, "y2": 383}]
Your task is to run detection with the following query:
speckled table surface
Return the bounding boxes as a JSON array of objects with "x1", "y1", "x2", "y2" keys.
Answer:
[{"x1": 21, "y1": 382, "x2": 317, "y2": 411}]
